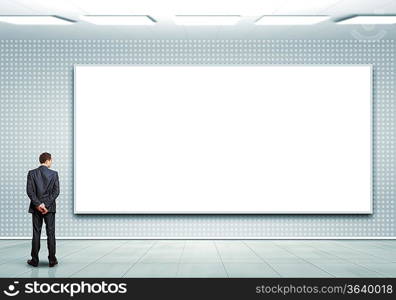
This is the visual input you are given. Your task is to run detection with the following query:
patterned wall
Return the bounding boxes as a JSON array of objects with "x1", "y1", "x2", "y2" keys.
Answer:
[{"x1": 0, "y1": 39, "x2": 394, "y2": 238}]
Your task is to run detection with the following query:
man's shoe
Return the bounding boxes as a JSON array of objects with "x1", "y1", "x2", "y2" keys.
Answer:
[
  {"x1": 27, "y1": 259, "x2": 38, "y2": 267},
  {"x1": 49, "y1": 260, "x2": 58, "y2": 267}
]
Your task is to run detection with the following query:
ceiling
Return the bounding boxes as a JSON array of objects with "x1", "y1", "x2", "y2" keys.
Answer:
[{"x1": 0, "y1": 0, "x2": 395, "y2": 39}]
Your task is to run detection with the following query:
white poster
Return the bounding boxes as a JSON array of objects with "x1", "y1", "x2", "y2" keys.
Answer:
[{"x1": 74, "y1": 65, "x2": 372, "y2": 214}]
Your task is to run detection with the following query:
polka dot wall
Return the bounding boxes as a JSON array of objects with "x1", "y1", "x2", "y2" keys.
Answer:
[{"x1": 0, "y1": 39, "x2": 394, "y2": 238}]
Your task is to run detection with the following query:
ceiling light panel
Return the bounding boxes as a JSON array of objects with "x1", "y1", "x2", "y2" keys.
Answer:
[
  {"x1": 174, "y1": 15, "x2": 240, "y2": 25},
  {"x1": 0, "y1": 15, "x2": 74, "y2": 25},
  {"x1": 81, "y1": 15, "x2": 155, "y2": 25},
  {"x1": 255, "y1": 15, "x2": 329, "y2": 25},
  {"x1": 337, "y1": 16, "x2": 396, "y2": 24}
]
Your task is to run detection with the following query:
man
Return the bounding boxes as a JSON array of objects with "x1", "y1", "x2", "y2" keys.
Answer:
[{"x1": 26, "y1": 152, "x2": 60, "y2": 267}]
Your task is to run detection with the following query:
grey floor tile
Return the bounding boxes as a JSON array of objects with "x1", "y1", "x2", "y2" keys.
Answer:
[
  {"x1": 0, "y1": 262, "x2": 36, "y2": 277},
  {"x1": 138, "y1": 245, "x2": 183, "y2": 263},
  {"x1": 287, "y1": 251, "x2": 337, "y2": 260},
  {"x1": 356, "y1": 263, "x2": 396, "y2": 277},
  {"x1": 184, "y1": 241, "x2": 215, "y2": 247},
  {"x1": 152, "y1": 241, "x2": 184, "y2": 248},
  {"x1": 179, "y1": 252, "x2": 221, "y2": 263},
  {"x1": 15, "y1": 263, "x2": 88, "y2": 278},
  {"x1": 0, "y1": 241, "x2": 29, "y2": 251},
  {"x1": 123, "y1": 263, "x2": 179, "y2": 277},
  {"x1": 283, "y1": 246, "x2": 334, "y2": 259},
  {"x1": 60, "y1": 253, "x2": 108, "y2": 263},
  {"x1": 224, "y1": 263, "x2": 281, "y2": 277},
  {"x1": 377, "y1": 241, "x2": 396, "y2": 247},
  {"x1": 95, "y1": 253, "x2": 143, "y2": 264},
  {"x1": 325, "y1": 251, "x2": 388, "y2": 262},
  {"x1": 144, "y1": 248, "x2": 183, "y2": 255},
  {"x1": 139, "y1": 254, "x2": 181, "y2": 263},
  {"x1": 177, "y1": 263, "x2": 227, "y2": 278},
  {"x1": 303, "y1": 257, "x2": 349, "y2": 264},
  {"x1": 220, "y1": 255, "x2": 262, "y2": 263},
  {"x1": 70, "y1": 263, "x2": 133, "y2": 277},
  {"x1": 216, "y1": 250, "x2": 262, "y2": 263},
  {"x1": 309, "y1": 262, "x2": 384, "y2": 277},
  {"x1": 244, "y1": 243, "x2": 284, "y2": 251},
  {"x1": 342, "y1": 256, "x2": 392, "y2": 264},
  {"x1": 182, "y1": 246, "x2": 218, "y2": 253},
  {"x1": 215, "y1": 243, "x2": 262, "y2": 263},
  {"x1": 354, "y1": 250, "x2": 396, "y2": 262},
  {"x1": 376, "y1": 243, "x2": 396, "y2": 251},
  {"x1": 267, "y1": 263, "x2": 334, "y2": 278},
  {"x1": 245, "y1": 244, "x2": 297, "y2": 258},
  {"x1": 0, "y1": 252, "x2": 30, "y2": 264},
  {"x1": 255, "y1": 252, "x2": 300, "y2": 259},
  {"x1": 263, "y1": 257, "x2": 308, "y2": 264},
  {"x1": 182, "y1": 247, "x2": 218, "y2": 254}
]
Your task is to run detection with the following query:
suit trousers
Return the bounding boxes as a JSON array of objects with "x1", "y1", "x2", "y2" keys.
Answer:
[{"x1": 31, "y1": 211, "x2": 56, "y2": 263}]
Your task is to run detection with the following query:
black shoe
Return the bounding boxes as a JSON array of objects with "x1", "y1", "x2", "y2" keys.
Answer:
[
  {"x1": 49, "y1": 260, "x2": 58, "y2": 267},
  {"x1": 27, "y1": 259, "x2": 38, "y2": 267}
]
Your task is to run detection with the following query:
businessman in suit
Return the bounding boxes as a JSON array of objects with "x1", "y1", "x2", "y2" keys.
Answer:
[{"x1": 26, "y1": 152, "x2": 60, "y2": 267}]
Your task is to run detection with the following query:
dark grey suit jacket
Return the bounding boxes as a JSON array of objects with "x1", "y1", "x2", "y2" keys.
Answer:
[{"x1": 26, "y1": 165, "x2": 60, "y2": 213}]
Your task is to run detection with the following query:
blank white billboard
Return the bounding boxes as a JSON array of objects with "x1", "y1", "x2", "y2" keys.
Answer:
[{"x1": 74, "y1": 65, "x2": 372, "y2": 214}]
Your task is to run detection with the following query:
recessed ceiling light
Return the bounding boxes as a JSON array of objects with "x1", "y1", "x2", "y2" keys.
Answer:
[
  {"x1": 174, "y1": 15, "x2": 241, "y2": 25},
  {"x1": 81, "y1": 15, "x2": 156, "y2": 25},
  {"x1": 0, "y1": 15, "x2": 74, "y2": 25},
  {"x1": 255, "y1": 15, "x2": 329, "y2": 25},
  {"x1": 337, "y1": 16, "x2": 396, "y2": 24}
]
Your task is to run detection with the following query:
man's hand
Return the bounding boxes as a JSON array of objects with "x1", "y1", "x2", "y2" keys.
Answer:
[
  {"x1": 36, "y1": 203, "x2": 48, "y2": 214},
  {"x1": 35, "y1": 204, "x2": 44, "y2": 213}
]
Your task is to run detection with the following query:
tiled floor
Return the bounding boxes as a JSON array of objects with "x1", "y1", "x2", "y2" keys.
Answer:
[{"x1": 0, "y1": 240, "x2": 395, "y2": 278}]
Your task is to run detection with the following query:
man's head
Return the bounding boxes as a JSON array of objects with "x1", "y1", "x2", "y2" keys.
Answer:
[{"x1": 39, "y1": 152, "x2": 52, "y2": 168}]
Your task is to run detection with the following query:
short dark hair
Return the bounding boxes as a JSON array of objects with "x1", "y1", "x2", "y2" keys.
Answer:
[{"x1": 39, "y1": 152, "x2": 52, "y2": 164}]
